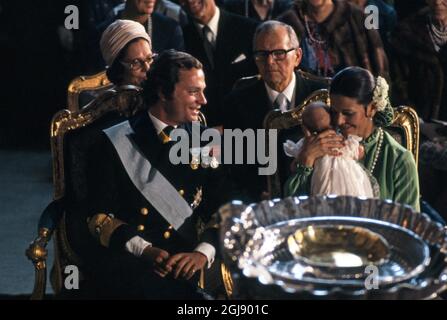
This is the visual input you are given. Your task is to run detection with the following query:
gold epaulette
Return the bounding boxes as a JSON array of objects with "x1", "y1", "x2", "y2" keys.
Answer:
[{"x1": 87, "y1": 213, "x2": 125, "y2": 248}]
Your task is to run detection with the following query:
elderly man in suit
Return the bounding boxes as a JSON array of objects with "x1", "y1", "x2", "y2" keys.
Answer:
[
  {"x1": 222, "y1": 20, "x2": 327, "y2": 202},
  {"x1": 83, "y1": 50, "x2": 228, "y2": 299},
  {"x1": 179, "y1": 0, "x2": 259, "y2": 127}
]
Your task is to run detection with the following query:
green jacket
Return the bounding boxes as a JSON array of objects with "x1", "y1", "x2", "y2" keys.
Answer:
[{"x1": 284, "y1": 129, "x2": 420, "y2": 211}]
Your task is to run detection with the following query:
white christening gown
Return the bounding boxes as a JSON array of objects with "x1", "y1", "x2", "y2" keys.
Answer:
[{"x1": 284, "y1": 135, "x2": 375, "y2": 197}]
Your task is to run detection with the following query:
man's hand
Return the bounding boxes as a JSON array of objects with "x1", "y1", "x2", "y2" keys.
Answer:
[
  {"x1": 165, "y1": 252, "x2": 208, "y2": 280},
  {"x1": 141, "y1": 246, "x2": 171, "y2": 277}
]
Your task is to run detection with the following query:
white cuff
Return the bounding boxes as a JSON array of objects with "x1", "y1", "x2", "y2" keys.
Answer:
[
  {"x1": 125, "y1": 236, "x2": 152, "y2": 257},
  {"x1": 194, "y1": 242, "x2": 216, "y2": 269}
]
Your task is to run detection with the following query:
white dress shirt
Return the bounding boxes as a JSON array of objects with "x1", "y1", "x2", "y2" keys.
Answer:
[
  {"x1": 265, "y1": 72, "x2": 296, "y2": 113},
  {"x1": 195, "y1": 7, "x2": 220, "y2": 47}
]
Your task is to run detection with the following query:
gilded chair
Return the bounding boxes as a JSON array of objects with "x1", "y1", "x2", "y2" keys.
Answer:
[
  {"x1": 67, "y1": 70, "x2": 113, "y2": 112},
  {"x1": 263, "y1": 89, "x2": 420, "y2": 198},
  {"x1": 26, "y1": 85, "x2": 144, "y2": 299}
]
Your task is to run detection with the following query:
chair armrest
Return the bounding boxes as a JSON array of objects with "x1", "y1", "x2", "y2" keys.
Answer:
[
  {"x1": 37, "y1": 198, "x2": 65, "y2": 231},
  {"x1": 25, "y1": 199, "x2": 65, "y2": 299}
]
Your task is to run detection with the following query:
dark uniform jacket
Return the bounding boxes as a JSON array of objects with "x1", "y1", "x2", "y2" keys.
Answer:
[
  {"x1": 80, "y1": 111, "x2": 228, "y2": 298},
  {"x1": 222, "y1": 71, "x2": 327, "y2": 202}
]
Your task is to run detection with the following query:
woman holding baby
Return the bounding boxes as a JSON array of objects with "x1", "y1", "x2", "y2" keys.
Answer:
[{"x1": 284, "y1": 66, "x2": 420, "y2": 211}]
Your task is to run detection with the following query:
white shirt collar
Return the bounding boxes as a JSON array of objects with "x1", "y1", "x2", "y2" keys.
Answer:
[
  {"x1": 264, "y1": 72, "x2": 296, "y2": 110},
  {"x1": 195, "y1": 7, "x2": 220, "y2": 41},
  {"x1": 148, "y1": 111, "x2": 177, "y2": 135}
]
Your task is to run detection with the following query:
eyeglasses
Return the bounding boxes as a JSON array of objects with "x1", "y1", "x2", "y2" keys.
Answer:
[
  {"x1": 121, "y1": 53, "x2": 158, "y2": 70},
  {"x1": 253, "y1": 48, "x2": 296, "y2": 61}
]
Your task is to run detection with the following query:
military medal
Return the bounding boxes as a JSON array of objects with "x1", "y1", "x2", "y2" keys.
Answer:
[
  {"x1": 201, "y1": 146, "x2": 210, "y2": 168},
  {"x1": 190, "y1": 187, "x2": 203, "y2": 210},
  {"x1": 190, "y1": 148, "x2": 200, "y2": 170},
  {"x1": 210, "y1": 156, "x2": 219, "y2": 169},
  {"x1": 190, "y1": 157, "x2": 199, "y2": 170}
]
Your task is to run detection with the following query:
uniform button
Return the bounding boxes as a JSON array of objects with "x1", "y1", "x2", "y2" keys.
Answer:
[
  {"x1": 137, "y1": 225, "x2": 145, "y2": 231},
  {"x1": 140, "y1": 207, "x2": 149, "y2": 215},
  {"x1": 163, "y1": 225, "x2": 173, "y2": 239},
  {"x1": 179, "y1": 189, "x2": 185, "y2": 196}
]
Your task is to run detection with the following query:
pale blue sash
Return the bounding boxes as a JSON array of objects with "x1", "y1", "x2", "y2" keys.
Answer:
[{"x1": 103, "y1": 121, "x2": 193, "y2": 230}]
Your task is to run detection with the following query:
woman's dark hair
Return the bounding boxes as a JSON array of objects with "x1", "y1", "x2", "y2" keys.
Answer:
[
  {"x1": 330, "y1": 66, "x2": 375, "y2": 107},
  {"x1": 143, "y1": 49, "x2": 203, "y2": 108},
  {"x1": 330, "y1": 66, "x2": 393, "y2": 127},
  {"x1": 105, "y1": 37, "x2": 145, "y2": 85}
]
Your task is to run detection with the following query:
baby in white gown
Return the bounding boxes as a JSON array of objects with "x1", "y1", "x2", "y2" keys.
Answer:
[{"x1": 284, "y1": 102, "x2": 376, "y2": 197}]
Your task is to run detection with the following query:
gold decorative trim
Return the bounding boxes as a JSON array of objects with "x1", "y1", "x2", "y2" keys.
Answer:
[
  {"x1": 26, "y1": 227, "x2": 51, "y2": 300},
  {"x1": 221, "y1": 263, "x2": 234, "y2": 298},
  {"x1": 88, "y1": 213, "x2": 125, "y2": 248},
  {"x1": 393, "y1": 106, "x2": 419, "y2": 165},
  {"x1": 199, "y1": 268, "x2": 205, "y2": 289},
  {"x1": 67, "y1": 70, "x2": 112, "y2": 112},
  {"x1": 51, "y1": 86, "x2": 144, "y2": 200}
]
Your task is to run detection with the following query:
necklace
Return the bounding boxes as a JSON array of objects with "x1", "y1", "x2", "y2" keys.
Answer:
[
  {"x1": 369, "y1": 128, "x2": 384, "y2": 175},
  {"x1": 428, "y1": 16, "x2": 447, "y2": 51},
  {"x1": 304, "y1": 14, "x2": 326, "y2": 45}
]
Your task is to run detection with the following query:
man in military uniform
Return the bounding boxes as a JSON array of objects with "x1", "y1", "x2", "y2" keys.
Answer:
[{"x1": 83, "y1": 50, "x2": 226, "y2": 299}]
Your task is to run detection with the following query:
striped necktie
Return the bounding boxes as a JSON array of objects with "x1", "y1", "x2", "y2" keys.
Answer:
[{"x1": 159, "y1": 126, "x2": 174, "y2": 144}]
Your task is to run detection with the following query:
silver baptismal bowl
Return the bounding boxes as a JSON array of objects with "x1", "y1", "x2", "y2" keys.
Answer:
[
  {"x1": 287, "y1": 224, "x2": 390, "y2": 276},
  {"x1": 219, "y1": 196, "x2": 447, "y2": 299}
]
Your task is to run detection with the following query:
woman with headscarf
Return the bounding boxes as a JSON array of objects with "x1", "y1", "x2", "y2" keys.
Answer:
[{"x1": 100, "y1": 19, "x2": 155, "y2": 86}]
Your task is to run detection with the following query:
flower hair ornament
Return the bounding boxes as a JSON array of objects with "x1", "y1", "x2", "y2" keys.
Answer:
[
  {"x1": 372, "y1": 76, "x2": 393, "y2": 127},
  {"x1": 373, "y1": 76, "x2": 389, "y2": 111}
]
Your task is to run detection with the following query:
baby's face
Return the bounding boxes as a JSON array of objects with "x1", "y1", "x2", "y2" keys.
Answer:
[{"x1": 304, "y1": 108, "x2": 332, "y2": 134}]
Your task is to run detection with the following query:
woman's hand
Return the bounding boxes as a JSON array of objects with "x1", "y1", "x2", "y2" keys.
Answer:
[
  {"x1": 164, "y1": 252, "x2": 208, "y2": 280},
  {"x1": 297, "y1": 128, "x2": 344, "y2": 167}
]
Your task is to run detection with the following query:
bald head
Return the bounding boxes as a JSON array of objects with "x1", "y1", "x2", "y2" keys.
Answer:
[{"x1": 302, "y1": 101, "x2": 332, "y2": 134}]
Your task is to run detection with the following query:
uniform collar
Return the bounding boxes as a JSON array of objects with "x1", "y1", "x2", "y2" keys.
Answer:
[{"x1": 148, "y1": 110, "x2": 178, "y2": 135}]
